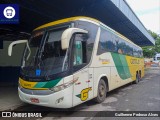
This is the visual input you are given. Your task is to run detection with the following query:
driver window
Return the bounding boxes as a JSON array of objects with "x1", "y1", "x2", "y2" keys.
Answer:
[{"x1": 73, "y1": 34, "x2": 87, "y2": 66}]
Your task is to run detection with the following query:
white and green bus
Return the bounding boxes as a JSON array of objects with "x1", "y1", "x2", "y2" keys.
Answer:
[{"x1": 8, "y1": 16, "x2": 144, "y2": 108}]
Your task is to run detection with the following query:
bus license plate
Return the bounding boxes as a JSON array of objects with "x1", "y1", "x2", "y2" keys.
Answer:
[{"x1": 30, "y1": 98, "x2": 39, "y2": 103}]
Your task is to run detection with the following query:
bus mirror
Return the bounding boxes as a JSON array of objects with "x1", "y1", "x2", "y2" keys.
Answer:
[
  {"x1": 61, "y1": 28, "x2": 88, "y2": 50},
  {"x1": 8, "y1": 40, "x2": 30, "y2": 59}
]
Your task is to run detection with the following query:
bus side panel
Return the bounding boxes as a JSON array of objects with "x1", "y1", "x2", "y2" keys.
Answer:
[
  {"x1": 88, "y1": 68, "x2": 94, "y2": 100},
  {"x1": 90, "y1": 52, "x2": 115, "y2": 95},
  {"x1": 141, "y1": 59, "x2": 145, "y2": 78},
  {"x1": 125, "y1": 56, "x2": 136, "y2": 80},
  {"x1": 72, "y1": 68, "x2": 89, "y2": 107},
  {"x1": 126, "y1": 56, "x2": 145, "y2": 80},
  {"x1": 110, "y1": 53, "x2": 133, "y2": 88}
]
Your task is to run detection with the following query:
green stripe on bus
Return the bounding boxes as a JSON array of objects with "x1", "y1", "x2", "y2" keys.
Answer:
[
  {"x1": 111, "y1": 53, "x2": 131, "y2": 80},
  {"x1": 33, "y1": 78, "x2": 62, "y2": 88},
  {"x1": 42, "y1": 78, "x2": 62, "y2": 88},
  {"x1": 76, "y1": 94, "x2": 81, "y2": 98},
  {"x1": 33, "y1": 82, "x2": 47, "y2": 88},
  {"x1": 119, "y1": 55, "x2": 131, "y2": 78}
]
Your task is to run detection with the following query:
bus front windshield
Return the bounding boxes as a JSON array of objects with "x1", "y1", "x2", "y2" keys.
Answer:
[{"x1": 22, "y1": 28, "x2": 68, "y2": 78}]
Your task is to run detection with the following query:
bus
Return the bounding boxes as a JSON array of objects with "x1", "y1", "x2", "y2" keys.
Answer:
[
  {"x1": 8, "y1": 16, "x2": 144, "y2": 108},
  {"x1": 153, "y1": 53, "x2": 160, "y2": 63}
]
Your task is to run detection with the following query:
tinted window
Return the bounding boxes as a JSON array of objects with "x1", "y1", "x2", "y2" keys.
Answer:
[
  {"x1": 97, "y1": 28, "x2": 116, "y2": 55},
  {"x1": 97, "y1": 27, "x2": 142, "y2": 58}
]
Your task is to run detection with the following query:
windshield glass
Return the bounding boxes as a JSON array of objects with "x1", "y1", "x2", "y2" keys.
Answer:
[{"x1": 22, "y1": 28, "x2": 68, "y2": 78}]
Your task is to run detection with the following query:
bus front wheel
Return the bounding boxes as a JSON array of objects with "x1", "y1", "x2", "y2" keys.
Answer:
[{"x1": 94, "y1": 79, "x2": 107, "y2": 103}]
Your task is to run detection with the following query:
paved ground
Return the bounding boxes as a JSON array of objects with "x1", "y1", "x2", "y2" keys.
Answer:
[
  {"x1": 0, "y1": 67, "x2": 160, "y2": 120},
  {"x1": 0, "y1": 86, "x2": 25, "y2": 111}
]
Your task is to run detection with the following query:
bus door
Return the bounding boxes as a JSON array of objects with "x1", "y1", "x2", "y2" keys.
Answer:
[{"x1": 72, "y1": 34, "x2": 91, "y2": 105}]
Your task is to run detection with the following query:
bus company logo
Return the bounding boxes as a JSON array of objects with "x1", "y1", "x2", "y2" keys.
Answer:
[
  {"x1": 99, "y1": 58, "x2": 110, "y2": 64},
  {"x1": 24, "y1": 83, "x2": 32, "y2": 87},
  {"x1": 0, "y1": 4, "x2": 19, "y2": 24},
  {"x1": 130, "y1": 59, "x2": 140, "y2": 64},
  {"x1": 76, "y1": 87, "x2": 92, "y2": 101}
]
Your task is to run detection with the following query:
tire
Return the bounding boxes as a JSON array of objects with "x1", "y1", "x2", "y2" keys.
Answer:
[
  {"x1": 134, "y1": 73, "x2": 140, "y2": 84},
  {"x1": 139, "y1": 71, "x2": 141, "y2": 81},
  {"x1": 94, "y1": 79, "x2": 107, "y2": 103}
]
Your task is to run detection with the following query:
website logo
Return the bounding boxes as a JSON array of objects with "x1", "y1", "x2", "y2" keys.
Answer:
[
  {"x1": 0, "y1": 4, "x2": 19, "y2": 24},
  {"x1": 3, "y1": 6, "x2": 16, "y2": 19}
]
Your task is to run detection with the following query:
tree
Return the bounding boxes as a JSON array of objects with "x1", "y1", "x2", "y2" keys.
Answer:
[
  {"x1": 155, "y1": 35, "x2": 160, "y2": 53},
  {"x1": 142, "y1": 46, "x2": 155, "y2": 58},
  {"x1": 142, "y1": 30, "x2": 160, "y2": 58}
]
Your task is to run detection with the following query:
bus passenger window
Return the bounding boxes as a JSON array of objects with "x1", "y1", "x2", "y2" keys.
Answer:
[
  {"x1": 73, "y1": 34, "x2": 87, "y2": 66},
  {"x1": 118, "y1": 48, "x2": 123, "y2": 54}
]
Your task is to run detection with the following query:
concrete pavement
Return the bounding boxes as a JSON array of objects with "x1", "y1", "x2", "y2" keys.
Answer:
[{"x1": 0, "y1": 86, "x2": 25, "y2": 111}]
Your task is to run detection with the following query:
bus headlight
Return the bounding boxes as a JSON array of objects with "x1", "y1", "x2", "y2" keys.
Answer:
[{"x1": 50, "y1": 79, "x2": 78, "y2": 92}]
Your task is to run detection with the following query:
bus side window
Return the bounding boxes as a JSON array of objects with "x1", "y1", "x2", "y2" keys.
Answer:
[{"x1": 73, "y1": 34, "x2": 87, "y2": 66}]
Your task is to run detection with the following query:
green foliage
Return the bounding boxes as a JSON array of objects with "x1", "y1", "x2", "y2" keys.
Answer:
[
  {"x1": 142, "y1": 30, "x2": 160, "y2": 58},
  {"x1": 142, "y1": 46, "x2": 155, "y2": 58}
]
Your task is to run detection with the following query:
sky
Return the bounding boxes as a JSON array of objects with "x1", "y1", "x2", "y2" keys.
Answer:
[{"x1": 126, "y1": 0, "x2": 160, "y2": 34}]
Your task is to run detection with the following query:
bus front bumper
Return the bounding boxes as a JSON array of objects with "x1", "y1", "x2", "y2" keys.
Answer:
[{"x1": 18, "y1": 86, "x2": 73, "y2": 108}]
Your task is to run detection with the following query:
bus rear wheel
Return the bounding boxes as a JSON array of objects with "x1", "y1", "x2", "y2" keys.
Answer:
[
  {"x1": 94, "y1": 79, "x2": 107, "y2": 103},
  {"x1": 134, "y1": 73, "x2": 140, "y2": 84}
]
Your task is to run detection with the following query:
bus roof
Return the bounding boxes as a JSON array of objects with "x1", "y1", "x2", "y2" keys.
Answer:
[
  {"x1": 34, "y1": 16, "x2": 141, "y2": 49},
  {"x1": 34, "y1": 16, "x2": 100, "y2": 31}
]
